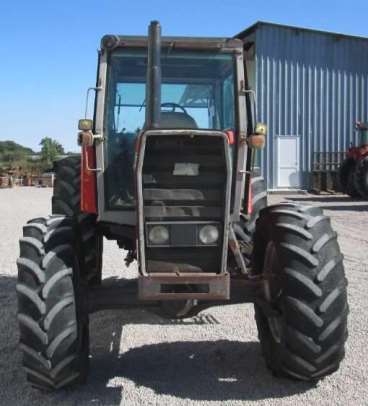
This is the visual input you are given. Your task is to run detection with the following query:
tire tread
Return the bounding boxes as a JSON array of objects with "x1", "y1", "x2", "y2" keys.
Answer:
[
  {"x1": 253, "y1": 203, "x2": 348, "y2": 381},
  {"x1": 17, "y1": 216, "x2": 87, "y2": 391}
]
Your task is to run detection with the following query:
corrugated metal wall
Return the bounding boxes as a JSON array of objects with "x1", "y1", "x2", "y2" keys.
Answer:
[{"x1": 245, "y1": 24, "x2": 368, "y2": 189}]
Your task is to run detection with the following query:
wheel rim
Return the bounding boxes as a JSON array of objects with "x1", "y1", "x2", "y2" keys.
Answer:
[{"x1": 262, "y1": 241, "x2": 283, "y2": 343}]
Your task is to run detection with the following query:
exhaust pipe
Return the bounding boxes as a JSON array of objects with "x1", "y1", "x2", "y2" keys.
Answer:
[{"x1": 145, "y1": 20, "x2": 162, "y2": 129}]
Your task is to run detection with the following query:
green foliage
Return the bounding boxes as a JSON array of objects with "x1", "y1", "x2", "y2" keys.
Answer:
[
  {"x1": 0, "y1": 138, "x2": 66, "y2": 175},
  {"x1": 39, "y1": 137, "x2": 65, "y2": 166},
  {"x1": 0, "y1": 141, "x2": 34, "y2": 163}
]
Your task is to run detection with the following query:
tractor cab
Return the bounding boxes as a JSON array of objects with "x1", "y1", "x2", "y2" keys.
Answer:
[
  {"x1": 104, "y1": 46, "x2": 236, "y2": 210},
  {"x1": 103, "y1": 41, "x2": 237, "y2": 211},
  {"x1": 84, "y1": 23, "x2": 252, "y2": 233}
]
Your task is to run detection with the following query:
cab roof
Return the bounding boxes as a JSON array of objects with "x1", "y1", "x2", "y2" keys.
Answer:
[{"x1": 100, "y1": 35, "x2": 243, "y2": 52}]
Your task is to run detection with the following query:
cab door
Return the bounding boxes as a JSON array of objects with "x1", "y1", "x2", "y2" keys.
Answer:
[{"x1": 94, "y1": 49, "x2": 146, "y2": 225}]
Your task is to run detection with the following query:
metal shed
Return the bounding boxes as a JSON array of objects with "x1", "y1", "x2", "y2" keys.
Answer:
[{"x1": 236, "y1": 22, "x2": 368, "y2": 191}]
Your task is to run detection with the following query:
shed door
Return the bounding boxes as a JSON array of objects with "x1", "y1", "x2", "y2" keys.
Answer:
[{"x1": 276, "y1": 136, "x2": 300, "y2": 188}]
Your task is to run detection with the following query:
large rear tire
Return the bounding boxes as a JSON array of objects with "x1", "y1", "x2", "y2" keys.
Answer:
[
  {"x1": 353, "y1": 156, "x2": 368, "y2": 199},
  {"x1": 339, "y1": 158, "x2": 353, "y2": 192},
  {"x1": 16, "y1": 216, "x2": 89, "y2": 391},
  {"x1": 52, "y1": 156, "x2": 102, "y2": 285},
  {"x1": 339, "y1": 158, "x2": 360, "y2": 198},
  {"x1": 253, "y1": 203, "x2": 348, "y2": 381}
]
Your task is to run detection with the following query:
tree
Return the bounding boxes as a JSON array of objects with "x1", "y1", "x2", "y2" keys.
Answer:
[
  {"x1": 0, "y1": 140, "x2": 34, "y2": 163},
  {"x1": 39, "y1": 137, "x2": 65, "y2": 167}
]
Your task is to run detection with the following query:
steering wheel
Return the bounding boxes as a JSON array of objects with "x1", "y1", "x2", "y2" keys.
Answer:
[{"x1": 161, "y1": 102, "x2": 187, "y2": 114}]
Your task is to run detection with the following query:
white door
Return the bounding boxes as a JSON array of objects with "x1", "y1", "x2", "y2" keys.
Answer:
[{"x1": 276, "y1": 136, "x2": 301, "y2": 188}]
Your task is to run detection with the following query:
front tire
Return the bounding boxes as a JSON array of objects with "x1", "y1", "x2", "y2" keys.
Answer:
[
  {"x1": 16, "y1": 216, "x2": 89, "y2": 391},
  {"x1": 253, "y1": 203, "x2": 348, "y2": 381}
]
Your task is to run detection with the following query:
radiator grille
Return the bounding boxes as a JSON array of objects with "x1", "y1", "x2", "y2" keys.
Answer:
[{"x1": 142, "y1": 134, "x2": 228, "y2": 273}]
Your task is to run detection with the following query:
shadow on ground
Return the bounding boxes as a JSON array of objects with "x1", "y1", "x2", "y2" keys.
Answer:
[
  {"x1": 287, "y1": 195, "x2": 368, "y2": 211},
  {"x1": 61, "y1": 311, "x2": 314, "y2": 404},
  {"x1": 287, "y1": 195, "x2": 354, "y2": 203},
  {"x1": 317, "y1": 205, "x2": 368, "y2": 212},
  {"x1": 1, "y1": 274, "x2": 315, "y2": 405}
]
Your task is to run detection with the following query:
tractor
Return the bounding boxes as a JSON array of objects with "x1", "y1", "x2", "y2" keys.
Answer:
[
  {"x1": 339, "y1": 121, "x2": 368, "y2": 198},
  {"x1": 16, "y1": 21, "x2": 348, "y2": 391}
]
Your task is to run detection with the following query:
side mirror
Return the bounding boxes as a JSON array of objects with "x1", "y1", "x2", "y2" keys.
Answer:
[{"x1": 78, "y1": 119, "x2": 93, "y2": 131}]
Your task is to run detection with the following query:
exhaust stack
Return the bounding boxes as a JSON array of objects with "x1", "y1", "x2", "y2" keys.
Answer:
[{"x1": 145, "y1": 20, "x2": 162, "y2": 129}]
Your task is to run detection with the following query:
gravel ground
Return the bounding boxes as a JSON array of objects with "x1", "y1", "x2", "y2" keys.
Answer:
[{"x1": 0, "y1": 188, "x2": 367, "y2": 406}]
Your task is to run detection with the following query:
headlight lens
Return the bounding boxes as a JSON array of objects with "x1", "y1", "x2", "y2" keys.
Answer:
[
  {"x1": 199, "y1": 225, "x2": 219, "y2": 245},
  {"x1": 148, "y1": 225, "x2": 169, "y2": 244}
]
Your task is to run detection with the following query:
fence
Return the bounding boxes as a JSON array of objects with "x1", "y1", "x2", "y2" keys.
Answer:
[
  {"x1": 311, "y1": 152, "x2": 346, "y2": 193},
  {"x1": 0, "y1": 174, "x2": 54, "y2": 188}
]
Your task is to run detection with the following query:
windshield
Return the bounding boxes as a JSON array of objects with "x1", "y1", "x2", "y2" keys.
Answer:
[{"x1": 104, "y1": 48, "x2": 237, "y2": 209}]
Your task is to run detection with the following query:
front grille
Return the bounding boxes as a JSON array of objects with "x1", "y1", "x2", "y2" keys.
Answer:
[{"x1": 141, "y1": 134, "x2": 228, "y2": 273}]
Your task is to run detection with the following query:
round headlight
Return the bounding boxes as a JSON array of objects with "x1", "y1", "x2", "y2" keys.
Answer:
[
  {"x1": 148, "y1": 225, "x2": 169, "y2": 244},
  {"x1": 199, "y1": 225, "x2": 219, "y2": 245}
]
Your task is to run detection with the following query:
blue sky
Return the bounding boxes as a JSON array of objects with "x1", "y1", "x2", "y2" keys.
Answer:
[{"x1": 1, "y1": 0, "x2": 367, "y2": 152}]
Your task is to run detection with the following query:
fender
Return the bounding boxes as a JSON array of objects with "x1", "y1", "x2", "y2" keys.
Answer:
[{"x1": 81, "y1": 145, "x2": 98, "y2": 214}]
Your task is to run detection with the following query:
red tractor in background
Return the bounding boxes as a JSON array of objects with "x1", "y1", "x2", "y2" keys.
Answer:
[{"x1": 339, "y1": 121, "x2": 368, "y2": 198}]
